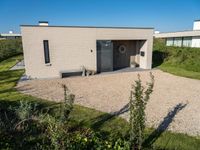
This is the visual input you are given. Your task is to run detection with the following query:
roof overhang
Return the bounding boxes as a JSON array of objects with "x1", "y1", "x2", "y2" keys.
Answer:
[
  {"x1": 20, "y1": 25, "x2": 154, "y2": 30},
  {"x1": 1, "y1": 33, "x2": 21, "y2": 37},
  {"x1": 154, "y1": 30, "x2": 200, "y2": 38}
]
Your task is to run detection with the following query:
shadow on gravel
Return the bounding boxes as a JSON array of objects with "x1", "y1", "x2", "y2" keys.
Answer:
[{"x1": 143, "y1": 102, "x2": 187, "y2": 148}]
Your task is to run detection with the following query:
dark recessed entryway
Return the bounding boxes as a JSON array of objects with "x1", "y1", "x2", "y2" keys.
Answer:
[{"x1": 97, "y1": 40, "x2": 143, "y2": 73}]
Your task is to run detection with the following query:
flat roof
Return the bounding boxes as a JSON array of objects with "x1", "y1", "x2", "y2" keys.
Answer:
[
  {"x1": 0, "y1": 33, "x2": 21, "y2": 36},
  {"x1": 154, "y1": 30, "x2": 200, "y2": 38},
  {"x1": 20, "y1": 25, "x2": 154, "y2": 30}
]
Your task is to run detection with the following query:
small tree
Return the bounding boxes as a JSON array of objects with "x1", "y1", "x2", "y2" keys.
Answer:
[
  {"x1": 129, "y1": 73, "x2": 154, "y2": 150},
  {"x1": 60, "y1": 84, "x2": 75, "y2": 122}
]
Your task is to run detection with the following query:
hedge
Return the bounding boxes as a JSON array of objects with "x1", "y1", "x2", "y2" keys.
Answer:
[{"x1": 0, "y1": 38, "x2": 23, "y2": 62}]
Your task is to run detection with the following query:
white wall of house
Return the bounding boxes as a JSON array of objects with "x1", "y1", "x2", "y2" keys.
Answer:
[
  {"x1": 155, "y1": 20, "x2": 200, "y2": 48},
  {"x1": 166, "y1": 38, "x2": 173, "y2": 46},
  {"x1": 192, "y1": 36, "x2": 200, "y2": 47},
  {"x1": 166, "y1": 37, "x2": 194, "y2": 47},
  {"x1": 183, "y1": 37, "x2": 192, "y2": 47},
  {"x1": 21, "y1": 25, "x2": 153, "y2": 79},
  {"x1": 164, "y1": 36, "x2": 200, "y2": 48},
  {"x1": 173, "y1": 37, "x2": 182, "y2": 47},
  {"x1": 191, "y1": 21, "x2": 200, "y2": 47},
  {"x1": 193, "y1": 20, "x2": 200, "y2": 30}
]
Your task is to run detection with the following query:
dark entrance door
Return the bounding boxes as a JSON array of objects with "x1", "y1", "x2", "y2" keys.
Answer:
[{"x1": 97, "y1": 40, "x2": 113, "y2": 72}]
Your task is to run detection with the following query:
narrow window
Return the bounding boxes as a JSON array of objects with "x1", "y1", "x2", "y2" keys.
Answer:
[{"x1": 43, "y1": 40, "x2": 50, "y2": 64}]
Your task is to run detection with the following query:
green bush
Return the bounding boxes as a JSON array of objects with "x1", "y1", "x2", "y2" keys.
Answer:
[
  {"x1": 153, "y1": 38, "x2": 166, "y2": 51},
  {"x1": 0, "y1": 99, "x2": 130, "y2": 150},
  {"x1": 0, "y1": 38, "x2": 22, "y2": 61},
  {"x1": 60, "y1": 84, "x2": 75, "y2": 122},
  {"x1": 161, "y1": 47, "x2": 200, "y2": 72},
  {"x1": 153, "y1": 39, "x2": 200, "y2": 72},
  {"x1": 0, "y1": 87, "x2": 129, "y2": 149},
  {"x1": 129, "y1": 73, "x2": 154, "y2": 150}
]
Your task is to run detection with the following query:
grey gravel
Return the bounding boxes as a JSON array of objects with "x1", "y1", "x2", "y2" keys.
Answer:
[
  {"x1": 10, "y1": 60, "x2": 25, "y2": 70},
  {"x1": 16, "y1": 69, "x2": 200, "y2": 136}
]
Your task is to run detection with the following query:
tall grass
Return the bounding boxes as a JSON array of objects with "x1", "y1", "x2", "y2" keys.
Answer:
[
  {"x1": 153, "y1": 38, "x2": 200, "y2": 74},
  {"x1": 0, "y1": 38, "x2": 22, "y2": 61}
]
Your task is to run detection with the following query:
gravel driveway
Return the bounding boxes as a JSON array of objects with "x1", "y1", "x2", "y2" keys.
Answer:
[{"x1": 16, "y1": 69, "x2": 200, "y2": 136}]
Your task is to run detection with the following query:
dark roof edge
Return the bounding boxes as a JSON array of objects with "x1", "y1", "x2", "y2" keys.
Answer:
[
  {"x1": 20, "y1": 25, "x2": 154, "y2": 29},
  {"x1": 38, "y1": 21, "x2": 49, "y2": 23}
]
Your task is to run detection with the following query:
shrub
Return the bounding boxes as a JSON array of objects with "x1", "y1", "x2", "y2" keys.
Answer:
[
  {"x1": 60, "y1": 84, "x2": 75, "y2": 122},
  {"x1": 0, "y1": 99, "x2": 131, "y2": 149},
  {"x1": 129, "y1": 73, "x2": 154, "y2": 150},
  {"x1": 153, "y1": 38, "x2": 166, "y2": 51},
  {"x1": 0, "y1": 38, "x2": 22, "y2": 61},
  {"x1": 16, "y1": 100, "x2": 38, "y2": 120},
  {"x1": 163, "y1": 47, "x2": 200, "y2": 72},
  {"x1": 153, "y1": 39, "x2": 200, "y2": 72}
]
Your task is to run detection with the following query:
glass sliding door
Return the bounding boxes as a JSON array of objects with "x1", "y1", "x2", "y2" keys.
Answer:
[
  {"x1": 97, "y1": 40, "x2": 113, "y2": 72},
  {"x1": 166, "y1": 38, "x2": 174, "y2": 46},
  {"x1": 173, "y1": 37, "x2": 182, "y2": 47},
  {"x1": 183, "y1": 37, "x2": 192, "y2": 47}
]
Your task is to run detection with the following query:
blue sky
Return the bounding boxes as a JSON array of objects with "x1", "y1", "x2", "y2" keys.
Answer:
[{"x1": 0, "y1": 0, "x2": 200, "y2": 33}]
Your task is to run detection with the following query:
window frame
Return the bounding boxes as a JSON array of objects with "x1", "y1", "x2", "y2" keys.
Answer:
[{"x1": 43, "y1": 40, "x2": 50, "y2": 64}]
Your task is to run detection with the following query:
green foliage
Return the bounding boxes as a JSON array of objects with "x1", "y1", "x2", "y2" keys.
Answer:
[
  {"x1": 1, "y1": 55, "x2": 200, "y2": 150},
  {"x1": 0, "y1": 99, "x2": 130, "y2": 150},
  {"x1": 129, "y1": 73, "x2": 154, "y2": 150},
  {"x1": 164, "y1": 47, "x2": 200, "y2": 72},
  {"x1": 60, "y1": 84, "x2": 75, "y2": 122},
  {"x1": 153, "y1": 38, "x2": 166, "y2": 51},
  {"x1": 16, "y1": 100, "x2": 38, "y2": 120},
  {"x1": 153, "y1": 39, "x2": 200, "y2": 79},
  {"x1": 0, "y1": 55, "x2": 23, "y2": 72},
  {"x1": 39, "y1": 114, "x2": 66, "y2": 150},
  {"x1": 0, "y1": 38, "x2": 23, "y2": 61},
  {"x1": 159, "y1": 65, "x2": 200, "y2": 80}
]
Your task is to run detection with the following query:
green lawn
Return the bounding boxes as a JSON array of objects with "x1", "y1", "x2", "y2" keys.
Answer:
[
  {"x1": 1, "y1": 55, "x2": 200, "y2": 150},
  {"x1": 159, "y1": 64, "x2": 200, "y2": 80},
  {"x1": 0, "y1": 55, "x2": 23, "y2": 71},
  {"x1": 153, "y1": 40, "x2": 200, "y2": 80}
]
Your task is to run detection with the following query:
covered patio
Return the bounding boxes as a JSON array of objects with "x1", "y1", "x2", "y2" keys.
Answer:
[{"x1": 97, "y1": 40, "x2": 146, "y2": 73}]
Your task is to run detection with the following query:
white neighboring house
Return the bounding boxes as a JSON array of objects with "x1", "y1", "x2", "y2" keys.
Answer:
[
  {"x1": 154, "y1": 20, "x2": 200, "y2": 48},
  {"x1": 0, "y1": 31, "x2": 21, "y2": 40}
]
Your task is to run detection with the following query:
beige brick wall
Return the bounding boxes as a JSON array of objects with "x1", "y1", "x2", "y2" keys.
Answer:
[{"x1": 21, "y1": 26, "x2": 153, "y2": 78}]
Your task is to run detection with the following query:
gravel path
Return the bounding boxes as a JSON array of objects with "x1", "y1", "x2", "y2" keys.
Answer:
[{"x1": 16, "y1": 69, "x2": 200, "y2": 136}]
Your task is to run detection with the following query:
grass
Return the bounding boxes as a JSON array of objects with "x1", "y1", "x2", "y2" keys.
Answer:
[
  {"x1": 0, "y1": 55, "x2": 23, "y2": 71},
  {"x1": 1, "y1": 55, "x2": 200, "y2": 149},
  {"x1": 0, "y1": 38, "x2": 22, "y2": 61},
  {"x1": 159, "y1": 64, "x2": 200, "y2": 80},
  {"x1": 0, "y1": 55, "x2": 129, "y2": 140},
  {"x1": 153, "y1": 39, "x2": 200, "y2": 80}
]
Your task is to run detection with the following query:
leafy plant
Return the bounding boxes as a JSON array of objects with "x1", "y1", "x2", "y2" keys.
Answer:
[
  {"x1": 153, "y1": 38, "x2": 166, "y2": 51},
  {"x1": 16, "y1": 100, "x2": 38, "y2": 120},
  {"x1": 38, "y1": 114, "x2": 66, "y2": 150},
  {"x1": 129, "y1": 73, "x2": 154, "y2": 150},
  {"x1": 153, "y1": 40, "x2": 200, "y2": 72},
  {"x1": 60, "y1": 84, "x2": 75, "y2": 122},
  {"x1": 0, "y1": 38, "x2": 22, "y2": 61}
]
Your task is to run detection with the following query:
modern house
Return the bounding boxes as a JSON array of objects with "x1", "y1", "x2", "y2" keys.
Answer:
[
  {"x1": 0, "y1": 31, "x2": 21, "y2": 40},
  {"x1": 154, "y1": 20, "x2": 200, "y2": 48},
  {"x1": 21, "y1": 22, "x2": 153, "y2": 79}
]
